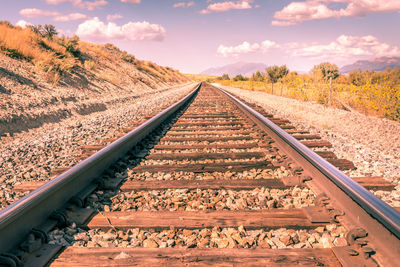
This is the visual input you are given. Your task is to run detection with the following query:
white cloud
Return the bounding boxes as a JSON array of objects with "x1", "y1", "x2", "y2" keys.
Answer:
[
  {"x1": 45, "y1": 0, "x2": 107, "y2": 10},
  {"x1": 76, "y1": 17, "x2": 166, "y2": 42},
  {"x1": 121, "y1": 0, "x2": 141, "y2": 3},
  {"x1": 217, "y1": 40, "x2": 279, "y2": 57},
  {"x1": 271, "y1": 20, "x2": 297, "y2": 26},
  {"x1": 173, "y1": 1, "x2": 195, "y2": 8},
  {"x1": 19, "y1": 8, "x2": 60, "y2": 18},
  {"x1": 292, "y1": 35, "x2": 400, "y2": 59},
  {"x1": 216, "y1": 35, "x2": 399, "y2": 63},
  {"x1": 261, "y1": 40, "x2": 279, "y2": 51},
  {"x1": 54, "y1": 13, "x2": 89, "y2": 22},
  {"x1": 107, "y1": 13, "x2": 123, "y2": 21},
  {"x1": 19, "y1": 8, "x2": 88, "y2": 22},
  {"x1": 16, "y1": 20, "x2": 33, "y2": 28},
  {"x1": 272, "y1": 0, "x2": 400, "y2": 26},
  {"x1": 200, "y1": 0, "x2": 253, "y2": 14}
]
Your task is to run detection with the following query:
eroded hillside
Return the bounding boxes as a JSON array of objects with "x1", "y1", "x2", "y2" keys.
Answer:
[{"x1": 0, "y1": 22, "x2": 190, "y2": 136}]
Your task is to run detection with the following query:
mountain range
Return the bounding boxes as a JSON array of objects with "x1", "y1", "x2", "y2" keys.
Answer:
[
  {"x1": 339, "y1": 57, "x2": 400, "y2": 73},
  {"x1": 200, "y1": 57, "x2": 400, "y2": 77}
]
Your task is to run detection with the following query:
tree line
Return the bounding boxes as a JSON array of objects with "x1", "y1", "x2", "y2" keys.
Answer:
[
  {"x1": 215, "y1": 63, "x2": 400, "y2": 121},
  {"x1": 217, "y1": 62, "x2": 340, "y2": 103}
]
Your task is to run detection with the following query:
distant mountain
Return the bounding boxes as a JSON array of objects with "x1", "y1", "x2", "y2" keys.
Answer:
[
  {"x1": 200, "y1": 61, "x2": 267, "y2": 77},
  {"x1": 340, "y1": 57, "x2": 400, "y2": 73}
]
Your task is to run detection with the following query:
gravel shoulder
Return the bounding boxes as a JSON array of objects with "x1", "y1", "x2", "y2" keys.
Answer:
[
  {"x1": 216, "y1": 84, "x2": 400, "y2": 207},
  {"x1": 0, "y1": 83, "x2": 197, "y2": 209}
]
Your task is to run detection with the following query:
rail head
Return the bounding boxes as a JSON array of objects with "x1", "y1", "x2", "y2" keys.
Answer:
[
  {"x1": 0, "y1": 83, "x2": 200, "y2": 253},
  {"x1": 217, "y1": 86, "x2": 400, "y2": 265}
]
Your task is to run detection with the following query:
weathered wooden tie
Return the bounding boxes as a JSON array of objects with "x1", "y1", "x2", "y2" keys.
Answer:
[
  {"x1": 88, "y1": 209, "x2": 332, "y2": 230},
  {"x1": 51, "y1": 247, "x2": 341, "y2": 266}
]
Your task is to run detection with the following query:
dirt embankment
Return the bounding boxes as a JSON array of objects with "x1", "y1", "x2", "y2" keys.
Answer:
[{"x1": 0, "y1": 44, "x2": 190, "y2": 137}]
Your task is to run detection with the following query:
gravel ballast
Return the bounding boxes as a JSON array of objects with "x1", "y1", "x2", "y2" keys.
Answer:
[
  {"x1": 0, "y1": 83, "x2": 196, "y2": 209},
  {"x1": 87, "y1": 187, "x2": 315, "y2": 212},
  {"x1": 216, "y1": 84, "x2": 400, "y2": 207},
  {"x1": 48, "y1": 224, "x2": 347, "y2": 249}
]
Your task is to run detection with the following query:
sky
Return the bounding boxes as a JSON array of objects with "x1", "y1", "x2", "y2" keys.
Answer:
[{"x1": 1, "y1": 0, "x2": 400, "y2": 73}]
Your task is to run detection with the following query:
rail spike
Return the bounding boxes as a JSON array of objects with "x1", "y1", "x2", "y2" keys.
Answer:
[{"x1": 346, "y1": 227, "x2": 368, "y2": 245}]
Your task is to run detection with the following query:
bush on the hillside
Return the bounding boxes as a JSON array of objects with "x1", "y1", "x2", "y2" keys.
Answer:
[
  {"x1": 0, "y1": 21, "x2": 13, "y2": 27},
  {"x1": 120, "y1": 51, "x2": 135, "y2": 63},
  {"x1": 0, "y1": 22, "x2": 80, "y2": 84},
  {"x1": 105, "y1": 43, "x2": 120, "y2": 51},
  {"x1": 28, "y1": 24, "x2": 58, "y2": 40},
  {"x1": 61, "y1": 35, "x2": 81, "y2": 58},
  {"x1": 43, "y1": 24, "x2": 58, "y2": 40}
]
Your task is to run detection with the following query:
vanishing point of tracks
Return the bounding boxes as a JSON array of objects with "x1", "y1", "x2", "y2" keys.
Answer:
[{"x1": 0, "y1": 82, "x2": 399, "y2": 266}]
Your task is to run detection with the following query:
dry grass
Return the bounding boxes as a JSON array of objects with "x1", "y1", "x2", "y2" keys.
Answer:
[
  {"x1": 84, "y1": 60, "x2": 96, "y2": 71},
  {"x1": 0, "y1": 24, "x2": 43, "y2": 60},
  {"x1": 217, "y1": 77, "x2": 400, "y2": 121},
  {"x1": 135, "y1": 61, "x2": 184, "y2": 83},
  {"x1": 0, "y1": 23, "x2": 78, "y2": 83},
  {"x1": 79, "y1": 41, "x2": 113, "y2": 61},
  {"x1": 1, "y1": 22, "x2": 188, "y2": 86},
  {"x1": 184, "y1": 73, "x2": 217, "y2": 82},
  {"x1": 98, "y1": 73, "x2": 119, "y2": 86}
]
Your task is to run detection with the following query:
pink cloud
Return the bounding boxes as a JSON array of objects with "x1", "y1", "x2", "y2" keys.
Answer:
[
  {"x1": 76, "y1": 17, "x2": 166, "y2": 42},
  {"x1": 20, "y1": 8, "x2": 88, "y2": 21},
  {"x1": 174, "y1": 2, "x2": 185, "y2": 8},
  {"x1": 272, "y1": 0, "x2": 400, "y2": 26},
  {"x1": 200, "y1": 0, "x2": 253, "y2": 14},
  {"x1": 54, "y1": 13, "x2": 89, "y2": 22},
  {"x1": 173, "y1": 1, "x2": 195, "y2": 8},
  {"x1": 121, "y1": 0, "x2": 141, "y2": 3},
  {"x1": 45, "y1": 0, "x2": 108, "y2": 10},
  {"x1": 271, "y1": 20, "x2": 297, "y2": 26}
]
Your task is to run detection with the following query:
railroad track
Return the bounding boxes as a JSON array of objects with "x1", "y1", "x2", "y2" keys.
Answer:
[{"x1": 1, "y1": 82, "x2": 399, "y2": 266}]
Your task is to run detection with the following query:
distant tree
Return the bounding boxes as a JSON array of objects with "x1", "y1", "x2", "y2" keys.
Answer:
[
  {"x1": 233, "y1": 74, "x2": 248, "y2": 81},
  {"x1": 265, "y1": 65, "x2": 289, "y2": 94},
  {"x1": 221, "y1": 74, "x2": 230, "y2": 80},
  {"x1": 252, "y1": 71, "x2": 264, "y2": 82},
  {"x1": 311, "y1": 62, "x2": 339, "y2": 104},
  {"x1": 278, "y1": 65, "x2": 289, "y2": 95},
  {"x1": 43, "y1": 24, "x2": 58, "y2": 39},
  {"x1": 311, "y1": 62, "x2": 339, "y2": 82},
  {"x1": 266, "y1": 66, "x2": 279, "y2": 94}
]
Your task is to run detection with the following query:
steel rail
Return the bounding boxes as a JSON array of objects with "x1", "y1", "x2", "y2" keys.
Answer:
[
  {"x1": 218, "y1": 87, "x2": 400, "y2": 264},
  {"x1": 0, "y1": 83, "x2": 200, "y2": 253}
]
